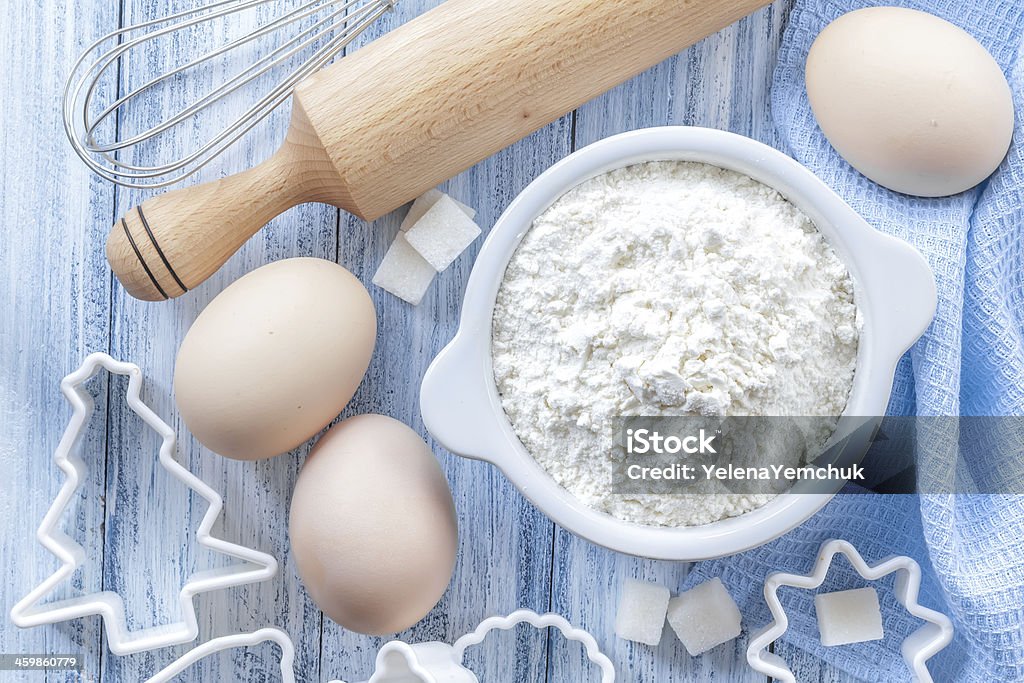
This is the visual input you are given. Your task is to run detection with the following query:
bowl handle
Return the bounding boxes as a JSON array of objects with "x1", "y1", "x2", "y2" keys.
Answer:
[
  {"x1": 859, "y1": 233, "x2": 937, "y2": 357},
  {"x1": 421, "y1": 330, "x2": 506, "y2": 466}
]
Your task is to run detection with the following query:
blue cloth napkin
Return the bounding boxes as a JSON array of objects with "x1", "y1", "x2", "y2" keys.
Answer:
[{"x1": 682, "y1": 2, "x2": 1024, "y2": 680}]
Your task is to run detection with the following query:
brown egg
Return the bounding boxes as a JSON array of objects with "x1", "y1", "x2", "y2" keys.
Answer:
[
  {"x1": 806, "y1": 7, "x2": 1013, "y2": 197},
  {"x1": 289, "y1": 414, "x2": 458, "y2": 635},
  {"x1": 174, "y1": 258, "x2": 376, "y2": 460}
]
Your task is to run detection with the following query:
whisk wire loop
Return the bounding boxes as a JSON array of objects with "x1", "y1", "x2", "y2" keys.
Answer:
[{"x1": 64, "y1": 0, "x2": 395, "y2": 188}]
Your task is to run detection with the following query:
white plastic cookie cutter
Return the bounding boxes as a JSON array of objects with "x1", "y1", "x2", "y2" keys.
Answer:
[
  {"x1": 146, "y1": 628, "x2": 296, "y2": 683},
  {"x1": 349, "y1": 610, "x2": 616, "y2": 683},
  {"x1": 146, "y1": 610, "x2": 615, "y2": 682},
  {"x1": 746, "y1": 539, "x2": 953, "y2": 683},
  {"x1": 9, "y1": 353, "x2": 278, "y2": 655}
]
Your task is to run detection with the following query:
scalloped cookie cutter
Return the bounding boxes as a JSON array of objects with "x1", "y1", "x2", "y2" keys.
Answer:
[
  {"x1": 9, "y1": 352, "x2": 279, "y2": 656},
  {"x1": 348, "y1": 609, "x2": 615, "y2": 683},
  {"x1": 147, "y1": 610, "x2": 614, "y2": 682},
  {"x1": 746, "y1": 539, "x2": 953, "y2": 683}
]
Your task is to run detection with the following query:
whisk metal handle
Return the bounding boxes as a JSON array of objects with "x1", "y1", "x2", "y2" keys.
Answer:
[{"x1": 106, "y1": 110, "x2": 341, "y2": 300}]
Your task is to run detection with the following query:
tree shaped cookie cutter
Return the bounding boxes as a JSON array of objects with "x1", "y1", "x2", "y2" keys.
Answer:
[
  {"x1": 145, "y1": 610, "x2": 615, "y2": 682},
  {"x1": 746, "y1": 539, "x2": 954, "y2": 683},
  {"x1": 145, "y1": 628, "x2": 297, "y2": 682},
  {"x1": 9, "y1": 352, "x2": 278, "y2": 655}
]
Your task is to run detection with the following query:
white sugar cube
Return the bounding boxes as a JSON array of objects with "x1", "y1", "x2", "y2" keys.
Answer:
[
  {"x1": 371, "y1": 233, "x2": 436, "y2": 305},
  {"x1": 615, "y1": 579, "x2": 670, "y2": 646},
  {"x1": 405, "y1": 195, "x2": 482, "y2": 271},
  {"x1": 814, "y1": 587, "x2": 884, "y2": 647},
  {"x1": 667, "y1": 578, "x2": 742, "y2": 656},
  {"x1": 399, "y1": 188, "x2": 476, "y2": 231}
]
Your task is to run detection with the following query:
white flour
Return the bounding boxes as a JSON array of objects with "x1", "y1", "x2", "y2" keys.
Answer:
[{"x1": 492, "y1": 161, "x2": 860, "y2": 527}]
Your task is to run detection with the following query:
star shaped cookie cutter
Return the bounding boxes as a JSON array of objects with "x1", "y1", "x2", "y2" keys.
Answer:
[
  {"x1": 746, "y1": 539, "x2": 953, "y2": 683},
  {"x1": 9, "y1": 352, "x2": 279, "y2": 655}
]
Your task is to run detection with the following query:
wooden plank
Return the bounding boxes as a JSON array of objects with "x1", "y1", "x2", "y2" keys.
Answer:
[
  {"x1": 0, "y1": 0, "x2": 877, "y2": 680},
  {"x1": 317, "y1": 0, "x2": 569, "y2": 679},
  {"x1": 97, "y1": 0, "x2": 337, "y2": 679},
  {"x1": 550, "y1": 3, "x2": 789, "y2": 681},
  {"x1": 0, "y1": 0, "x2": 119, "y2": 680}
]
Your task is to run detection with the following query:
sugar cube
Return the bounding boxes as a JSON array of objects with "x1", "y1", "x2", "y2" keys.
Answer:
[
  {"x1": 399, "y1": 188, "x2": 476, "y2": 232},
  {"x1": 814, "y1": 587, "x2": 884, "y2": 647},
  {"x1": 371, "y1": 233, "x2": 436, "y2": 305},
  {"x1": 405, "y1": 195, "x2": 482, "y2": 271},
  {"x1": 666, "y1": 577, "x2": 742, "y2": 656},
  {"x1": 614, "y1": 579, "x2": 670, "y2": 646}
]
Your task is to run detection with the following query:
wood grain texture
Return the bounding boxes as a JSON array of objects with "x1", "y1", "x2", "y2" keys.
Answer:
[
  {"x1": 318, "y1": 0, "x2": 569, "y2": 678},
  {"x1": 107, "y1": 101, "x2": 345, "y2": 302},
  {"x1": 0, "y1": 0, "x2": 118, "y2": 680},
  {"x1": 106, "y1": 0, "x2": 772, "y2": 301},
  {"x1": 549, "y1": 4, "x2": 793, "y2": 681},
  {"x1": 0, "y1": 0, "x2": 853, "y2": 680},
  {"x1": 298, "y1": 0, "x2": 773, "y2": 219},
  {"x1": 99, "y1": 2, "x2": 337, "y2": 680}
]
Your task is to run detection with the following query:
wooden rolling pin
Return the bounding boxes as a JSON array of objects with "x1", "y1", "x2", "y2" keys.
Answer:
[{"x1": 108, "y1": 0, "x2": 770, "y2": 300}]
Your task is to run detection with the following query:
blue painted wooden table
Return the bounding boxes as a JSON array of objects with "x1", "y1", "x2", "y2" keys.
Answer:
[{"x1": 0, "y1": 0, "x2": 857, "y2": 680}]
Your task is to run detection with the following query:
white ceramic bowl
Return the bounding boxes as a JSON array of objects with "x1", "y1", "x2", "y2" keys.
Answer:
[{"x1": 421, "y1": 127, "x2": 936, "y2": 561}]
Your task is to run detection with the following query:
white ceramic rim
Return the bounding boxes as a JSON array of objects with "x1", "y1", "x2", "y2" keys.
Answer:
[{"x1": 421, "y1": 127, "x2": 936, "y2": 561}]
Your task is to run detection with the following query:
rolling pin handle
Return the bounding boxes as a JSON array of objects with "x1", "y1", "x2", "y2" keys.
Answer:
[{"x1": 105, "y1": 148, "x2": 312, "y2": 301}]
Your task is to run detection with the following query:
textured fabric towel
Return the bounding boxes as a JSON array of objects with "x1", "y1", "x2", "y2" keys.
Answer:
[{"x1": 682, "y1": 1, "x2": 1024, "y2": 681}]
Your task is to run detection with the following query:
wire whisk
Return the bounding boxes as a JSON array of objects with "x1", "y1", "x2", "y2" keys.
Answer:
[{"x1": 63, "y1": 0, "x2": 395, "y2": 189}]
